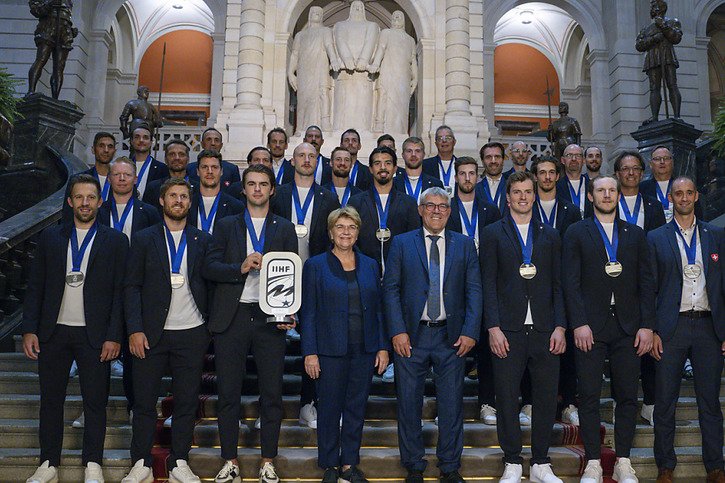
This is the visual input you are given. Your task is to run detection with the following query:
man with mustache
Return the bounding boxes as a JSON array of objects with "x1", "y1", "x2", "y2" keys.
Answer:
[
  {"x1": 556, "y1": 144, "x2": 592, "y2": 218},
  {"x1": 302, "y1": 125, "x2": 331, "y2": 186},
  {"x1": 393, "y1": 137, "x2": 443, "y2": 203},
  {"x1": 324, "y1": 146, "x2": 361, "y2": 207},
  {"x1": 143, "y1": 140, "x2": 196, "y2": 212}
]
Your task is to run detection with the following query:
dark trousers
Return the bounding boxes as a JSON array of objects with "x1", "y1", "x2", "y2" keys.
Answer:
[
  {"x1": 215, "y1": 303, "x2": 287, "y2": 460},
  {"x1": 38, "y1": 325, "x2": 110, "y2": 467},
  {"x1": 493, "y1": 326, "x2": 559, "y2": 465},
  {"x1": 559, "y1": 329, "x2": 578, "y2": 408},
  {"x1": 641, "y1": 354, "x2": 656, "y2": 406},
  {"x1": 130, "y1": 325, "x2": 209, "y2": 469},
  {"x1": 575, "y1": 309, "x2": 639, "y2": 460},
  {"x1": 121, "y1": 328, "x2": 135, "y2": 413},
  {"x1": 654, "y1": 315, "x2": 724, "y2": 472},
  {"x1": 396, "y1": 325, "x2": 465, "y2": 474},
  {"x1": 317, "y1": 344, "x2": 376, "y2": 469},
  {"x1": 476, "y1": 330, "x2": 495, "y2": 407},
  {"x1": 301, "y1": 367, "x2": 318, "y2": 406}
]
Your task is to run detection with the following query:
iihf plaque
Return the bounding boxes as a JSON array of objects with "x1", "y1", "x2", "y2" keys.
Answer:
[{"x1": 259, "y1": 251, "x2": 303, "y2": 323}]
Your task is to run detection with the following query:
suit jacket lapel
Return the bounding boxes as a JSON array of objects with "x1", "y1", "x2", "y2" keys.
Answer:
[
  {"x1": 86, "y1": 225, "x2": 106, "y2": 272},
  {"x1": 131, "y1": 199, "x2": 141, "y2": 233},
  {"x1": 501, "y1": 217, "x2": 523, "y2": 263},
  {"x1": 185, "y1": 226, "x2": 199, "y2": 277},
  {"x1": 310, "y1": 185, "x2": 324, "y2": 236},
  {"x1": 153, "y1": 225, "x2": 172, "y2": 282},
  {"x1": 443, "y1": 232, "x2": 454, "y2": 283},
  {"x1": 699, "y1": 221, "x2": 711, "y2": 277},
  {"x1": 189, "y1": 193, "x2": 200, "y2": 228},
  {"x1": 665, "y1": 223, "x2": 683, "y2": 277},
  {"x1": 262, "y1": 212, "x2": 277, "y2": 253},
  {"x1": 585, "y1": 219, "x2": 608, "y2": 265},
  {"x1": 449, "y1": 198, "x2": 463, "y2": 232},
  {"x1": 235, "y1": 213, "x2": 248, "y2": 259},
  {"x1": 414, "y1": 229, "x2": 428, "y2": 274}
]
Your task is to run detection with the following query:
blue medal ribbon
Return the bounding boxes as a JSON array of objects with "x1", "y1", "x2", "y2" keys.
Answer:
[
  {"x1": 482, "y1": 177, "x2": 505, "y2": 206},
  {"x1": 325, "y1": 182, "x2": 352, "y2": 207},
  {"x1": 373, "y1": 188, "x2": 390, "y2": 229},
  {"x1": 314, "y1": 155, "x2": 323, "y2": 182},
  {"x1": 164, "y1": 225, "x2": 187, "y2": 274},
  {"x1": 110, "y1": 196, "x2": 134, "y2": 232},
  {"x1": 536, "y1": 198, "x2": 557, "y2": 227},
  {"x1": 275, "y1": 162, "x2": 285, "y2": 185},
  {"x1": 244, "y1": 209, "x2": 267, "y2": 253},
  {"x1": 199, "y1": 193, "x2": 221, "y2": 233},
  {"x1": 438, "y1": 158, "x2": 454, "y2": 187},
  {"x1": 350, "y1": 161, "x2": 359, "y2": 185},
  {"x1": 70, "y1": 223, "x2": 98, "y2": 272},
  {"x1": 594, "y1": 217, "x2": 619, "y2": 262},
  {"x1": 672, "y1": 220, "x2": 698, "y2": 265},
  {"x1": 567, "y1": 175, "x2": 586, "y2": 209},
  {"x1": 655, "y1": 179, "x2": 673, "y2": 210},
  {"x1": 135, "y1": 155, "x2": 152, "y2": 188},
  {"x1": 403, "y1": 173, "x2": 422, "y2": 201},
  {"x1": 619, "y1": 194, "x2": 642, "y2": 226},
  {"x1": 511, "y1": 217, "x2": 534, "y2": 264},
  {"x1": 95, "y1": 172, "x2": 110, "y2": 201},
  {"x1": 457, "y1": 197, "x2": 478, "y2": 239},
  {"x1": 292, "y1": 184, "x2": 315, "y2": 226}
]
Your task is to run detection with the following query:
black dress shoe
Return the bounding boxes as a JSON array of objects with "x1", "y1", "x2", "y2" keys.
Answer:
[
  {"x1": 405, "y1": 470, "x2": 424, "y2": 483},
  {"x1": 339, "y1": 466, "x2": 369, "y2": 483},
  {"x1": 321, "y1": 467, "x2": 338, "y2": 483},
  {"x1": 440, "y1": 470, "x2": 465, "y2": 483}
]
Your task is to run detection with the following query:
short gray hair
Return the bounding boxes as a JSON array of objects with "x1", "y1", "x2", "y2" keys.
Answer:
[{"x1": 420, "y1": 187, "x2": 451, "y2": 206}]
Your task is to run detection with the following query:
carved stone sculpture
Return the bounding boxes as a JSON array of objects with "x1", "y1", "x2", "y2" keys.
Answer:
[
  {"x1": 547, "y1": 102, "x2": 582, "y2": 159},
  {"x1": 119, "y1": 86, "x2": 163, "y2": 139},
  {"x1": 26, "y1": 0, "x2": 78, "y2": 99},
  {"x1": 369, "y1": 11, "x2": 417, "y2": 134}
]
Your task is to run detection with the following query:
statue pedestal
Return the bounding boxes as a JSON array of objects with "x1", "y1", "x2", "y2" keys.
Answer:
[
  {"x1": 12, "y1": 94, "x2": 84, "y2": 168},
  {"x1": 220, "y1": 107, "x2": 266, "y2": 162},
  {"x1": 630, "y1": 118, "x2": 702, "y2": 178},
  {"x1": 286, "y1": 129, "x2": 409, "y2": 165}
]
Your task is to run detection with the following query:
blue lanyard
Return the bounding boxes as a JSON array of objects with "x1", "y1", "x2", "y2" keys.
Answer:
[
  {"x1": 314, "y1": 155, "x2": 323, "y2": 181},
  {"x1": 482, "y1": 177, "x2": 504, "y2": 206},
  {"x1": 672, "y1": 220, "x2": 698, "y2": 264},
  {"x1": 403, "y1": 173, "x2": 422, "y2": 201},
  {"x1": 110, "y1": 196, "x2": 133, "y2": 232},
  {"x1": 655, "y1": 179, "x2": 673, "y2": 210},
  {"x1": 96, "y1": 172, "x2": 110, "y2": 201},
  {"x1": 275, "y1": 163, "x2": 285, "y2": 185},
  {"x1": 438, "y1": 158, "x2": 454, "y2": 186},
  {"x1": 511, "y1": 217, "x2": 534, "y2": 264},
  {"x1": 244, "y1": 209, "x2": 266, "y2": 253},
  {"x1": 292, "y1": 184, "x2": 315, "y2": 225},
  {"x1": 457, "y1": 197, "x2": 478, "y2": 239},
  {"x1": 135, "y1": 155, "x2": 152, "y2": 187},
  {"x1": 536, "y1": 198, "x2": 557, "y2": 227},
  {"x1": 373, "y1": 188, "x2": 390, "y2": 229},
  {"x1": 164, "y1": 226, "x2": 187, "y2": 274},
  {"x1": 594, "y1": 217, "x2": 619, "y2": 262},
  {"x1": 567, "y1": 175, "x2": 586, "y2": 209},
  {"x1": 350, "y1": 161, "x2": 359, "y2": 185},
  {"x1": 70, "y1": 223, "x2": 98, "y2": 272},
  {"x1": 325, "y1": 182, "x2": 352, "y2": 207},
  {"x1": 619, "y1": 194, "x2": 642, "y2": 226},
  {"x1": 199, "y1": 193, "x2": 221, "y2": 233}
]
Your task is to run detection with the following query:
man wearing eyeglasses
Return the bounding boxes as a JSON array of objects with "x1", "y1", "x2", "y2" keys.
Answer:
[
  {"x1": 422, "y1": 126, "x2": 457, "y2": 195},
  {"x1": 555, "y1": 144, "x2": 592, "y2": 218},
  {"x1": 503, "y1": 141, "x2": 531, "y2": 178},
  {"x1": 584, "y1": 146, "x2": 603, "y2": 180},
  {"x1": 384, "y1": 186, "x2": 482, "y2": 483}
]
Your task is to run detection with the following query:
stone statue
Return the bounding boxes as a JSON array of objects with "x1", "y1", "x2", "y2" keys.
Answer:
[
  {"x1": 635, "y1": 0, "x2": 683, "y2": 124},
  {"x1": 288, "y1": 6, "x2": 340, "y2": 133},
  {"x1": 547, "y1": 102, "x2": 582, "y2": 159},
  {"x1": 332, "y1": 1, "x2": 380, "y2": 131},
  {"x1": 26, "y1": 0, "x2": 78, "y2": 99},
  {"x1": 119, "y1": 86, "x2": 163, "y2": 140},
  {"x1": 369, "y1": 11, "x2": 417, "y2": 134}
]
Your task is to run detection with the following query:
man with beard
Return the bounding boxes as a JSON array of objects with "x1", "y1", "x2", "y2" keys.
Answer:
[
  {"x1": 226, "y1": 147, "x2": 275, "y2": 201},
  {"x1": 186, "y1": 128, "x2": 241, "y2": 188},
  {"x1": 393, "y1": 136, "x2": 443, "y2": 203},
  {"x1": 475, "y1": 142, "x2": 509, "y2": 215},
  {"x1": 204, "y1": 164, "x2": 298, "y2": 483},
  {"x1": 122, "y1": 178, "x2": 211, "y2": 483},
  {"x1": 584, "y1": 146, "x2": 603, "y2": 180},
  {"x1": 340, "y1": 128, "x2": 372, "y2": 191},
  {"x1": 267, "y1": 128, "x2": 294, "y2": 185},
  {"x1": 143, "y1": 140, "x2": 195, "y2": 212},
  {"x1": 563, "y1": 176, "x2": 655, "y2": 483},
  {"x1": 482, "y1": 171, "x2": 566, "y2": 483},
  {"x1": 187, "y1": 150, "x2": 244, "y2": 235},
  {"x1": 556, "y1": 144, "x2": 592, "y2": 218},
  {"x1": 23, "y1": 174, "x2": 127, "y2": 483},
  {"x1": 324, "y1": 146, "x2": 361, "y2": 207},
  {"x1": 349, "y1": 146, "x2": 420, "y2": 272},
  {"x1": 129, "y1": 126, "x2": 169, "y2": 199},
  {"x1": 503, "y1": 141, "x2": 531, "y2": 177},
  {"x1": 648, "y1": 176, "x2": 725, "y2": 483},
  {"x1": 303, "y1": 125, "x2": 331, "y2": 186},
  {"x1": 423, "y1": 126, "x2": 457, "y2": 195}
]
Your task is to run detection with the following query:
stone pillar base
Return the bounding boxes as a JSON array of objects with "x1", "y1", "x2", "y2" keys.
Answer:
[
  {"x1": 631, "y1": 118, "x2": 703, "y2": 179},
  {"x1": 223, "y1": 107, "x2": 266, "y2": 161},
  {"x1": 440, "y1": 112, "x2": 485, "y2": 159}
]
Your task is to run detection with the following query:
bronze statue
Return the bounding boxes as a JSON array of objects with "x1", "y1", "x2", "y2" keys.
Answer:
[
  {"x1": 635, "y1": 0, "x2": 683, "y2": 124},
  {"x1": 26, "y1": 0, "x2": 78, "y2": 99},
  {"x1": 547, "y1": 102, "x2": 582, "y2": 159},
  {"x1": 119, "y1": 86, "x2": 163, "y2": 140}
]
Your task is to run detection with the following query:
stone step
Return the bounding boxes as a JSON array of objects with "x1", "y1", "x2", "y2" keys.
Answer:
[
  {"x1": 629, "y1": 446, "x2": 708, "y2": 480},
  {"x1": 0, "y1": 395, "x2": 133, "y2": 424},
  {"x1": 599, "y1": 397, "x2": 719, "y2": 423},
  {"x1": 603, "y1": 420, "x2": 719, "y2": 448}
]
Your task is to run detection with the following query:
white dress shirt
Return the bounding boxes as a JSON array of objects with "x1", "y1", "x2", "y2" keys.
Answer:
[{"x1": 675, "y1": 219, "x2": 710, "y2": 311}]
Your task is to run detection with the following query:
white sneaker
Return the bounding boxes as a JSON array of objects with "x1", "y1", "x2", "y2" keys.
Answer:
[
  {"x1": 286, "y1": 328, "x2": 300, "y2": 341},
  {"x1": 612, "y1": 457, "x2": 638, "y2": 483},
  {"x1": 164, "y1": 415, "x2": 173, "y2": 428},
  {"x1": 530, "y1": 463, "x2": 563, "y2": 483},
  {"x1": 214, "y1": 460, "x2": 241, "y2": 483},
  {"x1": 259, "y1": 462, "x2": 280, "y2": 483},
  {"x1": 612, "y1": 401, "x2": 616, "y2": 425},
  {"x1": 128, "y1": 410, "x2": 134, "y2": 426},
  {"x1": 562, "y1": 404, "x2": 579, "y2": 426},
  {"x1": 254, "y1": 417, "x2": 261, "y2": 429},
  {"x1": 72, "y1": 412, "x2": 85, "y2": 428},
  {"x1": 85, "y1": 462, "x2": 104, "y2": 483},
  {"x1": 640, "y1": 403, "x2": 654, "y2": 426},
  {"x1": 480, "y1": 404, "x2": 497, "y2": 425},
  {"x1": 299, "y1": 402, "x2": 317, "y2": 429},
  {"x1": 69, "y1": 360, "x2": 79, "y2": 377},
  {"x1": 121, "y1": 459, "x2": 153, "y2": 483},
  {"x1": 382, "y1": 363, "x2": 395, "y2": 383},
  {"x1": 580, "y1": 459, "x2": 603, "y2": 483},
  {"x1": 519, "y1": 404, "x2": 532, "y2": 426},
  {"x1": 26, "y1": 460, "x2": 58, "y2": 483},
  {"x1": 110, "y1": 359, "x2": 124, "y2": 377},
  {"x1": 499, "y1": 462, "x2": 522, "y2": 482},
  {"x1": 170, "y1": 459, "x2": 201, "y2": 483}
]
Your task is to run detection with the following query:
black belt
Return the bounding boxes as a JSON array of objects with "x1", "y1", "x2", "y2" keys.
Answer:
[
  {"x1": 679, "y1": 310, "x2": 711, "y2": 319},
  {"x1": 420, "y1": 319, "x2": 447, "y2": 327}
]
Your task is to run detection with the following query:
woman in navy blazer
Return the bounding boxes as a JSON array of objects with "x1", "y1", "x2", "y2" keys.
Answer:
[{"x1": 299, "y1": 206, "x2": 389, "y2": 483}]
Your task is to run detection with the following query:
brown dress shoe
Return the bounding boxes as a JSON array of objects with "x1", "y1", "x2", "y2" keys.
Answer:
[
  {"x1": 656, "y1": 468, "x2": 673, "y2": 483},
  {"x1": 707, "y1": 469, "x2": 725, "y2": 483}
]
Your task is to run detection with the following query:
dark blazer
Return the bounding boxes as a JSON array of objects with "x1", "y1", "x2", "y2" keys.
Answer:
[
  {"x1": 446, "y1": 195, "x2": 501, "y2": 238},
  {"x1": 532, "y1": 198, "x2": 582, "y2": 236},
  {"x1": 124, "y1": 224, "x2": 211, "y2": 347},
  {"x1": 275, "y1": 159, "x2": 295, "y2": 185},
  {"x1": 271, "y1": 182, "x2": 341, "y2": 257},
  {"x1": 142, "y1": 176, "x2": 197, "y2": 211},
  {"x1": 188, "y1": 191, "x2": 245, "y2": 233},
  {"x1": 23, "y1": 223, "x2": 129, "y2": 347},
  {"x1": 422, "y1": 155, "x2": 455, "y2": 183},
  {"x1": 474, "y1": 177, "x2": 508, "y2": 214},
  {"x1": 97, "y1": 197, "x2": 161, "y2": 240},
  {"x1": 137, "y1": 156, "x2": 169, "y2": 186},
  {"x1": 299, "y1": 250, "x2": 388, "y2": 357},
  {"x1": 348, "y1": 188, "x2": 421, "y2": 267},
  {"x1": 383, "y1": 229, "x2": 483, "y2": 346},
  {"x1": 616, "y1": 194, "x2": 666, "y2": 233},
  {"x1": 648, "y1": 221, "x2": 725, "y2": 341},
  {"x1": 187, "y1": 160, "x2": 241, "y2": 188},
  {"x1": 562, "y1": 218, "x2": 656, "y2": 335},
  {"x1": 640, "y1": 178, "x2": 705, "y2": 220},
  {"x1": 321, "y1": 159, "x2": 370, "y2": 191},
  {"x1": 202, "y1": 212, "x2": 298, "y2": 333},
  {"x1": 392, "y1": 172, "x2": 444, "y2": 200},
  {"x1": 481, "y1": 217, "x2": 566, "y2": 332},
  {"x1": 556, "y1": 175, "x2": 593, "y2": 218}
]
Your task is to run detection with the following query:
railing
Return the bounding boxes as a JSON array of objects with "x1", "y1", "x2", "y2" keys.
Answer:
[{"x1": 103, "y1": 126, "x2": 205, "y2": 163}]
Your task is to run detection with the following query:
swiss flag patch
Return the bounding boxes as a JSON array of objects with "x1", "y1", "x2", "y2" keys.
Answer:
[
  {"x1": 712, "y1": 253, "x2": 719, "y2": 263},
  {"x1": 224, "y1": 181, "x2": 231, "y2": 187}
]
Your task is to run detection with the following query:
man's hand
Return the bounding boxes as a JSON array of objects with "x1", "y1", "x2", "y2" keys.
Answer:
[
  {"x1": 129, "y1": 332, "x2": 150, "y2": 359},
  {"x1": 635, "y1": 328, "x2": 654, "y2": 356},
  {"x1": 100, "y1": 341, "x2": 121, "y2": 362},
  {"x1": 392, "y1": 333, "x2": 412, "y2": 358},
  {"x1": 454, "y1": 335, "x2": 476, "y2": 357},
  {"x1": 304, "y1": 355, "x2": 320, "y2": 379},
  {"x1": 375, "y1": 350, "x2": 389, "y2": 374},
  {"x1": 651, "y1": 333, "x2": 664, "y2": 361},
  {"x1": 574, "y1": 325, "x2": 594, "y2": 352},
  {"x1": 276, "y1": 314, "x2": 296, "y2": 331},
  {"x1": 721, "y1": 340, "x2": 725, "y2": 356},
  {"x1": 22, "y1": 333, "x2": 40, "y2": 360},
  {"x1": 488, "y1": 327, "x2": 509, "y2": 359},
  {"x1": 241, "y1": 253, "x2": 263, "y2": 274},
  {"x1": 549, "y1": 327, "x2": 566, "y2": 355}
]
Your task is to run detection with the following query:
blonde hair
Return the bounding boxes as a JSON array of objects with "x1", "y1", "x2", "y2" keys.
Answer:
[{"x1": 327, "y1": 206, "x2": 362, "y2": 233}]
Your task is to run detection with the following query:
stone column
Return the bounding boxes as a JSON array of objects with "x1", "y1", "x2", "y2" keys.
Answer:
[
  {"x1": 481, "y1": 41, "x2": 497, "y2": 136},
  {"x1": 587, "y1": 49, "x2": 612, "y2": 143},
  {"x1": 695, "y1": 36, "x2": 713, "y2": 132},
  {"x1": 208, "y1": 33, "x2": 225, "y2": 125},
  {"x1": 83, "y1": 30, "x2": 112, "y2": 129}
]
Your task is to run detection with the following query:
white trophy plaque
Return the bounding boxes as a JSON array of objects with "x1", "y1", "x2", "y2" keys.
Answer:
[{"x1": 259, "y1": 251, "x2": 303, "y2": 323}]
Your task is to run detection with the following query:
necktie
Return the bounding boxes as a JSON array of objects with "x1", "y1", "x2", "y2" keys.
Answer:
[{"x1": 427, "y1": 235, "x2": 441, "y2": 321}]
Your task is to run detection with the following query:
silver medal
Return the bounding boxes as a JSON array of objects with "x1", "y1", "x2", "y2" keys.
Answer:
[
  {"x1": 170, "y1": 273, "x2": 186, "y2": 289},
  {"x1": 295, "y1": 224, "x2": 309, "y2": 238},
  {"x1": 376, "y1": 228, "x2": 392, "y2": 242},
  {"x1": 683, "y1": 264, "x2": 702, "y2": 280},
  {"x1": 605, "y1": 261, "x2": 623, "y2": 278},
  {"x1": 519, "y1": 263, "x2": 537, "y2": 280},
  {"x1": 65, "y1": 271, "x2": 85, "y2": 287}
]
